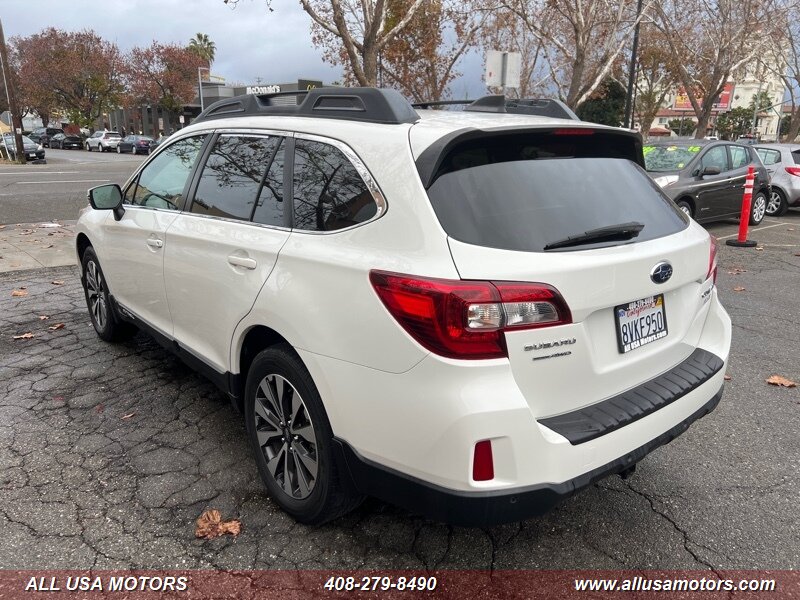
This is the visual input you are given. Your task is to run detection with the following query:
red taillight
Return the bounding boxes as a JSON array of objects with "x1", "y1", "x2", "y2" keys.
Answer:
[
  {"x1": 785, "y1": 166, "x2": 800, "y2": 177},
  {"x1": 369, "y1": 271, "x2": 572, "y2": 359},
  {"x1": 472, "y1": 440, "x2": 494, "y2": 481},
  {"x1": 707, "y1": 235, "x2": 718, "y2": 284}
]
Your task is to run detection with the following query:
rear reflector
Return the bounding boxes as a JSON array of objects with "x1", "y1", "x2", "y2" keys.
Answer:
[
  {"x1": 369, "y1": 271, "x2": 572, "y2": 359},
  {"x1": 472, "y1": 440, "x2": 494, "y2": 481}
]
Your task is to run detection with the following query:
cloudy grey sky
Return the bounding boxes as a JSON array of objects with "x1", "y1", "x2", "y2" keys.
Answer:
[{"x1": 2, "y1": 0, "x2": 486, "y2": 97}]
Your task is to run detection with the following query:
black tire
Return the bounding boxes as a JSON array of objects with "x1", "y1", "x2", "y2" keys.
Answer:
[
  {"x1": 245, "y1": 344, "x2": 362, "y2": 524},
  {"x1": 749, "y1": 191, "x2": 767, "y2": 226},
  {"x1": 86, "y1": 144, "x2": 91, "y2": 152},
  {"x1": 80, "y1": 247, "x2": 137, "y2": 343},
  {"x1": 766, "y1": 188, "x2": 788, "y2": 217},
  {"x1": 676, "y1": 199, "x2": 693, "y2": 218},
  {"x1": 116, "y1": 145, "x2": 121, "y2": 154}
]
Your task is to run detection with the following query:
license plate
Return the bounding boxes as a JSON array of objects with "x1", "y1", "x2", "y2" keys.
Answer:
[
  {"x1": 614, "y1": 294, "x2": 668, "y2": 353},
  {"x1": 27, "y1": 153, "x2": 36, "y2": 158}
]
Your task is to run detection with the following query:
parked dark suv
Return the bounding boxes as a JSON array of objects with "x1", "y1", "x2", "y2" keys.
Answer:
[
  {"x1": 643, "y1": 140, "x2": 770, "y2": 225},
  {"x1": 29, "y1": 127, "x2": 64, "y2": 148}
]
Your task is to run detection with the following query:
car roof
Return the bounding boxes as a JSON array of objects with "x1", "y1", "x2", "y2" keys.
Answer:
[{"x1": 754, "y1": 143, "x2": 800, "y2": 150}]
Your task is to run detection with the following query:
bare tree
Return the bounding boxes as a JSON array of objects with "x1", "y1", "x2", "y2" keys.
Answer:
[
  {"x1": 501, "y1": 0, "x2": 654, "y2": 109},
  {"x1": 634, "y1": 27, "x2": 676, "y2": 138},
  {"x1": 380, "y1": 0, "x2": 490, "y2": 101},
  {"x1": 227, "y1": 0, "x2": 426, "y2": 86},
  {"x1": 652, "y1": 0, "x2": 782, "y2": 139},
  {"x1": 766, "y1": 10, "x2": 800, "y2": 140}
]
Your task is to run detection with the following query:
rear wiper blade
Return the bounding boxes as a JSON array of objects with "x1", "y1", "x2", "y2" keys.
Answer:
[{"x1": 543, "y1": 222, "x2": 645, "y2": 251}]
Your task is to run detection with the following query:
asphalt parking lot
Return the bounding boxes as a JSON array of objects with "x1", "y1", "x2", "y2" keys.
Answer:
[
  {"x1": 0, "y1": 214, "x2": 798, "y2": 573},
  {"x1": 0, "y1": 149, "x2": 145, "y2": 224}
]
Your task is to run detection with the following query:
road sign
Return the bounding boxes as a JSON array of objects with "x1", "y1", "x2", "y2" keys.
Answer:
[{"x1": 485, "y1": 51, "x2": 521, "y2": 89}]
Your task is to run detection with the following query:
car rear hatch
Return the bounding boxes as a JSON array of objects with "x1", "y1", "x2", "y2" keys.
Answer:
[{"x1": 416, "y1": 126, "x2": 717, "y2": 419}]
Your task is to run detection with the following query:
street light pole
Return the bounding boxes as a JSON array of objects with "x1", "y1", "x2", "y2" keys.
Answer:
[
  {"x1": 624, "y1": 0, "x2": 644, "y2": 129},
  {"x1": 0, "y1": 19, "x2": 25, "y2": 164}
]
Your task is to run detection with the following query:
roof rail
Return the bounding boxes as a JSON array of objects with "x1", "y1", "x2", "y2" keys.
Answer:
[
  {"x1": 194, "y1": 87, "x2": 420, "y2": 125},
  {"x1": 412, "y1": 95, "x2": 580, "y2": 121}
]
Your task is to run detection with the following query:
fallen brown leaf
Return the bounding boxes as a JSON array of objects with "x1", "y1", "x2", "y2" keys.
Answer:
[
  {"x1": 12, "y1": 332, "x2": 34, "y2": 340},
  {"x1": 121, "y1": 412, "x2": 136, "y2": 420},
  {"x1": 19, "y1": 230, "x2": 33, "y2": 235},
  {"x1": 0, "y1": 225, "x2": 6, "y2": 230},
  {"x1": 195, "y1": 509, "x2": 242, "y2": 539},
  {"x1": 733, "y1": 286, "x2": 746, "y2": 292},
  {"x1": 788, "y1": 228, "x2": 795, "y2": 231},
  {"x1": 727, "y1": 267, "x2": 747, "y2": 275},
  {"x1": 53, "y1": 396, "x2": 64, "y2": 403},
  {"x1": 724, "y1": 374, "x2": 731, "y2": 381},
  {"x1": 48, "y1": 323, "x2": 65, "y2": 331},
  {"x1": 51, "y1": 280, "x2": 65, "y2": 285},
  {"x1": 42, "y1": 244, "x2": 53, "y2": 249},
  {"x1": 766, "y1": 375, "x2": 797, "y2": 388},
  {"x1": 38, "y1": 315, "x2": 49, "y2": 320},
  {"x1": 94, "y1": 403, "x2": 104, "y2": 414},
  {"x1": 755, "y1": 246, "x2": 764, "y2": 251},
  {"x1": 11, "y1": 289, "x2": 28, "y2": 297}
]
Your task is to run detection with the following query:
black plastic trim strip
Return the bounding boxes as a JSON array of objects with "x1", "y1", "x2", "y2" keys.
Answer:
[
  {"x1": 538, "y1": 348, "x2": 724, "y2": 445},
  {"x1": 333, "y1": 387, "x2": 723, "y2": 526}
]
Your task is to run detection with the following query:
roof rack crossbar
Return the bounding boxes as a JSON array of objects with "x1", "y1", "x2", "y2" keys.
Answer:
[
  {"x1": 194, "y1": 87, "x2": 419, "y2": 125},
  {"x1": 412, "y1": 95, "x2": 581, "y2": 121}
]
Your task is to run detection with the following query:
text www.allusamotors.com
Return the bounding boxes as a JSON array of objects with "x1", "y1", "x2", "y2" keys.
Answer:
[{"x1": 574, "y1": 576, "x2": 776, "y2": 593}]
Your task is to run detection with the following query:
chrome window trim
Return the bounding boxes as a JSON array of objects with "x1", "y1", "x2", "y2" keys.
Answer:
[
  {"x1": 173, "y1": 209, "x2": 292, "y2": 233},
  {"x1": 120, "y1": 127, "x2": 388, "y2": 234}
]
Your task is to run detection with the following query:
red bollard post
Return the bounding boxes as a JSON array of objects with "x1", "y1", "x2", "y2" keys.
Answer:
[{"x1": 726, "y1": 165, "x2": 758, "y2": 248}]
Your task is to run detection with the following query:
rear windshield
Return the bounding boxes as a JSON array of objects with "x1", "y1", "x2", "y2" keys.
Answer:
[
  {"x1": 427, "y1": 132, "x2": 687, "y2": 253},
  {"x1": 643, "y1": 144, "x2": 702, "y2": 172}
]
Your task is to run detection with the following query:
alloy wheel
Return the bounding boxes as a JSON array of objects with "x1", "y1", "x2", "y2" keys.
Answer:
[
  {"x1": 766, "y1": 191, "x2": 782, "y2": 215},
  {"x1": 253, "y1": 374, "x2": 318, "y2": 500},
  {"x1": 85, "y1": 260, "x2": 108, "y2": 330},
  {"x1": 752, "y1": 194, "x2": 766, "y2": 223}
]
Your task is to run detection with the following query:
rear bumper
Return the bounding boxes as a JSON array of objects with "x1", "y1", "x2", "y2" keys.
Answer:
[{"x1": 334, "y1": 386, "x2": 723, "y2": 526}]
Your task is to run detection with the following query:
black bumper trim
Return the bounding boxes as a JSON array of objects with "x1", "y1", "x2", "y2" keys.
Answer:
[
  {"x1": 538, "y1": 348, "x2": 724, "y2": 445},
  {"x1": 334, "y1": 387, "x2": 723, "y2": 526}
]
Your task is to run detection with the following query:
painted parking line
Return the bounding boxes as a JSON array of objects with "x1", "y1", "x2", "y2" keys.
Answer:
[
  {"x1": 0, "y1": 171, "x2": 81, "y2": 175},
  {"x1": 16, "y1": 179, "x2": 110, "y2": 185},
  {"x1": 716, "y1": 222, "x2": 796, "y2": 240}
]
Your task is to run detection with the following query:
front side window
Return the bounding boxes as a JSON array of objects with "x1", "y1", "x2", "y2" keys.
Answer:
[
  {"x1": 729, "y1": 145, "x2": 749, "y2": 169},
  {"x1": 292, "y1": 139, "x2": 376, "y2": 232},
  {"x1": 127, "y1": 136, "x2": 205, "y2": 210},
  {"x1": 191, "y1": 134, "x2": 282, "y2": 222},
  {"x1": 700, "y1": 146, "x2": 729, "y2": 172}
]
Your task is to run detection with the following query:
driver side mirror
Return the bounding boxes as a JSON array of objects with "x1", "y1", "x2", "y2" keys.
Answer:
[
  {"x1": 88, "y1": 184, "x2": 125, "y2": 221},
  {"x1": 701, "y1": 165, "x2": 721, "y2": 176}
]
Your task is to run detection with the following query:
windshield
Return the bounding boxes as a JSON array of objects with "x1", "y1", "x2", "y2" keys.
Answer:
[
  {"x1": 426, "y1": 133, "x2": 687, "y2": 253},
  {"x1": 643, "y1": 144, "x2": 702, "y2": 172}
]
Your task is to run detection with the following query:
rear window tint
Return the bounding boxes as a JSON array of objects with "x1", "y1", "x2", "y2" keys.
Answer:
[{"x1": 426, "y1": 133, "x2": 687, "y2": 253}]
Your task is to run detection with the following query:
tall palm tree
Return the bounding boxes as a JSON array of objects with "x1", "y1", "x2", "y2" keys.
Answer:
[{"x1": 188, "y1": 33, "x2": 216, "y2": 69}]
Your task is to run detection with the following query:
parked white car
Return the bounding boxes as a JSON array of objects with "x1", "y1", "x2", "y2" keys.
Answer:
[
  {"x1": 85, "y1": 130, "x2": 122, "y2": 152},
  {"x1": 75, "y1": 88, "x2": 732, "y2": 525}
]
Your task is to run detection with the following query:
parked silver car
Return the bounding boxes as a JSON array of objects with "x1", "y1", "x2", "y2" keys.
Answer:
[
  {"x1": 754, "y1": 144, "x2": 800, "y2": 216},
  {"x1": 85, "y1": 131, "x2": 122, "y2": 152}
]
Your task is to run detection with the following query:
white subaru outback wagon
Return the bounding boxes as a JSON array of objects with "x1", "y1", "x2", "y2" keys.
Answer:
[{"x1": 76, "y1": 88, "x2": 731, "y2": 526}]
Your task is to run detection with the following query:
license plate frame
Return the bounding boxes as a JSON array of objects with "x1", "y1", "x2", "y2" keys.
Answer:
[{"x1": 614, "y1": 294, "x2": 668, "y2": 354}]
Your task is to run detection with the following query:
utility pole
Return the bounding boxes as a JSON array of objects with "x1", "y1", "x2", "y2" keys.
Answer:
[
  {"x1": 0, "y1": 19, "x2": 25, "y2": 164},
  {"x1": 624, "y1": 0, "x2": 644, "y2": 129}
]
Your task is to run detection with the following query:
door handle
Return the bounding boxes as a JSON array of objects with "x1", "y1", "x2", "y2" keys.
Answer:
[
  {"x1": 228, "y1": 255, "x2": 257, "y2": 270},
  {"x1": 146, "y1": 238, "x2": 163, "y2": 248}
]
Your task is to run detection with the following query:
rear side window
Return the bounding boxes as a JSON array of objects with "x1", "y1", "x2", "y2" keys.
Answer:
[
  {"x1": 426, "y1": 132, "x2": 687, "y2": 253},
  {"x1": 191, "y1": 134, "x2": 282, "y2": 223},
  {"x1": 792, "y1": 149, "x2": 800, "y2": 164},
  {"x1": 757, "y1": 148, "x2": 781, "y2": 165},
  {"x1": 729, "y1": 145, "x2": 749, "y2": 169},
  {"x1": 292, "y1": 139, "x2": 376, "y2": 232}
]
